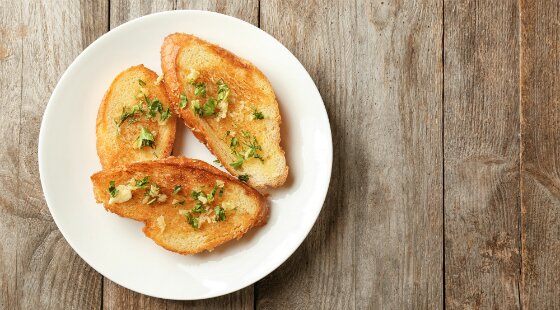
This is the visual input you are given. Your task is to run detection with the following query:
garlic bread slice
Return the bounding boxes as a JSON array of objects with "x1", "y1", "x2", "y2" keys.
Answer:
[
  {"x1": 91, "y1": 156, "x2": 269, "y2": 254},
  {"x1": 161, "y1": 33, "x2": 288, "y2": 189},
  {"x1": 96, "y1": 65, "x2": 176, "y2": 168}
]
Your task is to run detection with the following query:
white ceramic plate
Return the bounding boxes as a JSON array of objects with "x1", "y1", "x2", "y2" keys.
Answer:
[{"x1": 39, "y1": 10, "x2": 332, "y2": 300}]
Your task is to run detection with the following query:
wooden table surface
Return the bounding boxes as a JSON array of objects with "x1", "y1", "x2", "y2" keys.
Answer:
[{"x1": 1, "y1": 0, "x2": 559, "y2": 309}]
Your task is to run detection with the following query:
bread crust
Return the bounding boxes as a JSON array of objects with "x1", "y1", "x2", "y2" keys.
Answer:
[
  {"x1": 96, "y1": 65, "x2": 176, "y2": 168},
  {"x1": 91, "y1": 156, "x2": 269, "y2": 254},
  {"x1": 161, "y1": 33, "x2": 288, "y2": 189}
]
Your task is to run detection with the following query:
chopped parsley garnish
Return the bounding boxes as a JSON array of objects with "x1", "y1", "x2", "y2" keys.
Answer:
[
  {"x1": 191, "y1": 100, "x2": 202, "y2": 116},
  {"x1": 194, "y1": 83, "x2": 206, "y2": 97},
  {"x1": 179, "y1": 94, "x2": 188, "y2": 109},
  {"x1": 213, "y1": 159, "x2": 221, "y2": 165},
  {"x1": 144, "y1": 184, "x2": 164, "y2": 205},
  {"x1": 252, "y1": 108, "x2": 264, "y2": 120},
  {"x1": 145, "y1": 96, "x2": 163, "y2": 119},
  {"x1": 185, "y1": 211, "x2": 199, "y2": 229},
  {"x1": 138, "y1": 79, "x2": 146, "y2": 86},
  {"x1": 207, "y1": 184, "x2": 219, "y2": 203},
  {"x1": 230, "y1": 155, "x2": 245, "y2": 169},
  {"x1": 217, "y1": 80, "x2": 230, "y2": 102},
  {"x1": 173, "y1": 185, "x2": 182, "y2": 194},
  {"x1": 134, "y1": 176, "x2": 149, "y2": 188},
  {"x1": 173, "y1": 199, "x2": 185, "y2": 205},
  {"x1": 108, "y1": 181, "x2": 118, "y2": 198},
  {"x1": 192, "y1": 97, "x2": 217, "y2": 118},
  {"x1": 192, "y1": 201, "x2": 205, "y2": 213},
  {"x1": 118, "y1": 103, "x2": 143, "y2": 126},
  {"x1": 238, "y1": 174, "x2": 249, "y2": 182},
  {"x1": 228, "y1": 131, "x2": 264, "y2": 168},
  {"x1": 203, "y1": 98, "x2": 217, "y2": 116},
  {"x1": 214, "y1": 206, "x2": 226, "y2": 221},
  {"x1": 245, "y1": 137, "x2": 263, "y2": 160},
  {"x1": 145, "y1": 184, "x2": 160, "y2": 198},
  {"x1": 190, "y1": 190, "x2": 202, "y2": 200},
  {"x1": 160, "y1": 108, "x2": 171, "y2": 122},
  {"x1": 134, "y1": 127, "x2": 155, "y2": 149}
]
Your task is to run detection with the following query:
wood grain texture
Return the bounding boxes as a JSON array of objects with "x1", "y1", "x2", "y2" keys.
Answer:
[
  {"x1": 520, "y1": 0, "x2": 560, "y2": 308},
  {"x1": 7, "y1": 0, "x2": 560, "y2": 307},
  {"x1": 0, "y1": 1, "x2": 24, "y2": 309},
  {"x1": 257, "y1": 0, "x2": 443, "y2": 308},
  {"x1": 354, "y1": 0, "x2": 443, "y2": 308},
  {"x1": 0, "y1": 0, "x2": 107, "y2": 309},
  {"x1": 80, "y1": 0, "x2": 110, "y2": 48},
  {"x1": 444, "y1": 1, "x2": 521, "y2": 308},
  {"x1": 103, "y1": 1, "x2": 258, "y2": 309}
]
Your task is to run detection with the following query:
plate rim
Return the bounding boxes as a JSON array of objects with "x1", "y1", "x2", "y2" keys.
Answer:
[{"x1": 38, "y1": 9, "x2": 333, "y2": 300}]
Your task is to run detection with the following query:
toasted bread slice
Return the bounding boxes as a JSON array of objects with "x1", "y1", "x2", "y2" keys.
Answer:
[
  {"x1": 96, "y1": 65, "x2": 176, "y2": 168},
  {"x1": 90, "y1": 156, "x2": 269, "y2": 254},
  {"x1": 161, "y1": 33, "x2": 288, "y2": 189}
]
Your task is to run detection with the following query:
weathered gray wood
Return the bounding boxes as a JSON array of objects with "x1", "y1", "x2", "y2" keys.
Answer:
[
  {"x1": 103, "y1": 1, "x2": 257, "y2": 309},
  {"x1": 444, "y1": 1, "x2": 521, "y2": 308},
  {"x1": 0, "y1": 0, "x2": 107, "y2": 309},
  {"x1": 520, "y1": 0, "x2": 560, "y2": 308},
  {"x1": 8, "y1": 0, "x2": 560, "y2": 307},
  {"x1": 0, "y1": 1, "x2": 25, "y2": 309},
  {"x1": 80, "y1": 0, "x2": 110, "y2": 48},
  {"x1": 257, "y1": 0, "x2": 443, "y2": 309},
  {"x1": 355, "y1": 0, "x2": 444, "y2": 308},
  {"x1": 109, "y1": 0, "x2": 175, "y2": 29}
]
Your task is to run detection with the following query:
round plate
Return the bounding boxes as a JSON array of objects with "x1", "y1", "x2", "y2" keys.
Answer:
[{"x1": 39, "y1": 10, "x2": 332, "y2": 300}]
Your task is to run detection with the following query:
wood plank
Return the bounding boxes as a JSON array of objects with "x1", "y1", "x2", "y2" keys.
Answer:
[
  {"x1": 444, "y1": 1, "x2": 521, "y2": 308},
  {"x1": 258, "y1": 0, "x2": 443, "y2": 308},
  {"x1": 354, "y1": 0, "x2": 444, "y2": 307},
  {"x1": 80, "y1": 0, "x2": 110, "y2": 48},
  {"x1": 109, "y1": 0, "x2": 175, "y2": 28},
  {"x1": 520, "y1": 0, "x2": 560, "y2": 308},
  {"x1": 0, "y1": 1, "x2": 25, "y2": 308},
  {"x1": 0, "y1": 0, "x2": 107, "y2": 309},
  {"x1": 356, "y1": 0, "x2": 444, "y2": 307},
  {"x1": 103, "y1": 1, "x2": 258, "y2": 308}
]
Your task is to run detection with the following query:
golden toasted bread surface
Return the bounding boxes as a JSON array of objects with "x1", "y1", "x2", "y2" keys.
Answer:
[
  {"x1": 161, "y1": 33, "x2": 288, "y2": 189},
  {"x1": 96, "y1": 65, "x2": 176, "y2": 168},
  {"x1": 90, "y1": 156, "x2": 269, "y2": 254}
]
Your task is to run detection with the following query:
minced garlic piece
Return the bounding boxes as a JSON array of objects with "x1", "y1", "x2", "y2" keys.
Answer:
[
  {"x1": 136, "y1": 87, "x2": 149, "y2": 99},
  {"x1": 216, "y1": 180, "x2": 225, "y2": 188},
  {"x1": 186, "y1": 68, "x2": 199, "y2": 84},
  {"x1": 197, "y1": 214, "x2": 215, "y2": 227},
  {"x1": 148, "y1": 184, "x2": 159, "y2": 197},
  {"x1": 216, "y1": 100, "x2": 229, "y2": 119},
  {"x1": 156, "y1": 215, "x2": 166, "y2": 233},
  {"x1": 157, "y1": 194, "x2": 167, "y2": 202},
  {"x1": 198, "y1": 195, "x2": 208, "y2": 204},
  {"x1": 109, "y1": 185, "x2": 132, "y2": 204},
  {"x1": 154, "y1": 75, "x2": 163, "y2": 85},
  {"x1": 178, "y1": 209, "x2": 188, "y2": 217},
  {"x1": 222, "y1": 202, "x2": 236, "y2": 211}
]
